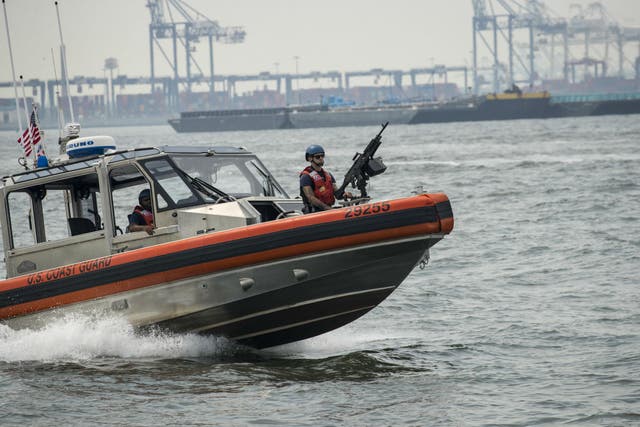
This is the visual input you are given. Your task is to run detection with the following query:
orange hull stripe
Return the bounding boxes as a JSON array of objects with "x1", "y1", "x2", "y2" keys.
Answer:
[
  {"x1": 1, "y1": 194, "x2": 449, "y2": 293},
  {"x1": 0, "y1": 222, "x2": 437, "y2": 319}
]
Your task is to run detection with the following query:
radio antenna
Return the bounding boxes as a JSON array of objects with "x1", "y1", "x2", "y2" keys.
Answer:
[{"x1": 54, "y1": 1, "x2": 75, "y2": 123}]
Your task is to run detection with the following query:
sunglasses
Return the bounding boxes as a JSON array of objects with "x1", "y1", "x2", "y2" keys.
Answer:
[{"x1": 313, "y1": 154, "x2": 325, "y2": 159}]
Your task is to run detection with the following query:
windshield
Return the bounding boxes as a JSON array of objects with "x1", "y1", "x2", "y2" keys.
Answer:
[
  {"x1": 142, "y1": 158, "x2": 203, "y2": 207},
  {"x1": 170, "y1": 154, "x2": 288, "y2": 198}
]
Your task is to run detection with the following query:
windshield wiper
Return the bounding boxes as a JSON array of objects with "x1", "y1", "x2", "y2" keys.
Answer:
[
  {"x1": 174, "y1": 166, "x2": 235, "y2": 203},
  {"x1": 192, "y1": 176, "x2": 235, "y2": 203}
]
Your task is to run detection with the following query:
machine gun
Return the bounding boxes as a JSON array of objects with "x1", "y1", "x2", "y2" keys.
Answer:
[{"x1": 335, "y1": 121, "x2": 388, "y2": 201}]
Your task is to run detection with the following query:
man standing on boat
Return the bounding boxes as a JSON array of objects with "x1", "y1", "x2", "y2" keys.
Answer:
[
  {"x1": 128, "y1": 189, "x2": 155, "y2": 235},
  {"x1": 300, "y1": 145, "x2": 352, "y2": 213}
]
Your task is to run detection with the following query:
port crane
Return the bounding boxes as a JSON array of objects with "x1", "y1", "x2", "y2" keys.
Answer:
[
  {"x1": 471, "y1": 0, "x2": 640, "y2": 94},
  {"x1": 146, "y1": 0, "x2": 246, "y2": 108},
  {"x1": 562, "y1": 3, "x2": 640, "y2": 83},
  {"x1": 472, "y1": 0, "x2": 566, "y2": 93}
]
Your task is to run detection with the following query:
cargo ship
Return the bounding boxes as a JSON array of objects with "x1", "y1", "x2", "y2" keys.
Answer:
[
  {"x1": 167, "y1": 103, "x2": 417, "y2": 133},
  {"x1": 409, "y1": 92, "x2": 556, "y2": 123},
  {"x1": 550, "y1": 92, "x2": 640, "y2": 117},
  {"x1": 409, "y1": 91, "x2": 640, "y2": 124},
  {"x1": 168, "y1": 106, "x2": 297, "y2": 132},
  {"x1": 168, "y1": 91, "x2": 640, "y2": 133},
  {"x1": 288, "y1": 104, "x2": 417, "y2": 129}
]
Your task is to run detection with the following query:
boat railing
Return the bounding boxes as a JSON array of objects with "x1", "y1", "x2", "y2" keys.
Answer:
[{"x1": 551, "y1": 92, "x2": 640, "y2": 104}]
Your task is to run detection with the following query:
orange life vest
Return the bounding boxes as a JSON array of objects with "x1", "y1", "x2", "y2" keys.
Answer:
[
  {"x1": 133, "y1": 206, "x2": 154, "y2": 226},
  {"x1": 300, "y1": 166, "x2": 335, "y2": 208}
]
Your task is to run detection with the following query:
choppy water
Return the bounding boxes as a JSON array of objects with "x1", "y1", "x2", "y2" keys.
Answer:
[{"x1": 0, "y1": 116, "x2": 639, "y2": 426}]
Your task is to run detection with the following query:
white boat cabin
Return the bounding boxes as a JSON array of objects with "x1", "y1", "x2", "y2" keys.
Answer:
[{"x1": 0, "y1": 143, "x2": 303, "y2": 279}]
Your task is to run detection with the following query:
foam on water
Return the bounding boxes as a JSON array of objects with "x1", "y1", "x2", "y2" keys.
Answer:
[
  {"x1": 0, "y1": 311, "x2": 417, "y2": 364},
  {"x1": 0, "y1": 313, "x2": 227, "y2": 363}
]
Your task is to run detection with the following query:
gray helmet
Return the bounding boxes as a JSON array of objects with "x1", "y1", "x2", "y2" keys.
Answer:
[{"x1": 305, "y1": 144, "x2": 325, "y2": 160}]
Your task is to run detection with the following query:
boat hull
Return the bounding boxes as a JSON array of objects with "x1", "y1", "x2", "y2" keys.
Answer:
[
  {"x1": 168, "y1": 106, "x2": 416, "y2": 132},
  {"x1": 168, "y1": 111, "x2": 292, "y2": 132},
  {"x1": 287, "y1": 107, "x2": 416, "y2": 129},
  {"x1": 0, "y1": 194, "x2": 453, "y2": 348},
  {"x1": 168, "y1": 94, "x2": 640, "y2": 132},
  {"x1": 410, "y1": 93, "x2": 640, "y2": 124},
  {"x1": 156, "y1": 236, "x2": 436, "y2": 348},
  {"x1": 409, "y1": 95, "x2": 556, "y2": 124}
]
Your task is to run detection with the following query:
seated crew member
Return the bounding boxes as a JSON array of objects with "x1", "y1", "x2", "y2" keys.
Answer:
[
  {"x1": 299, "y1": 145, "x2": 352, "y2": 213},
  {"x1": 128, "y1": 188, "x2": 155, "y2": 235}
]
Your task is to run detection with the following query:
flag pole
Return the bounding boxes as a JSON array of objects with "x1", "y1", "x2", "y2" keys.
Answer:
[
  {"x1": 19, "y1": 76, "x2": 36, "y2": 166},
  {"x1": 32, "y1": 104, "x2": 48, "y2": 168},
  {"x1": 2, "y1": 0, "x2": 25, "y2": 145},
  {"x1": 51, "y1": 47, "x2": 65, "y2": 140}
]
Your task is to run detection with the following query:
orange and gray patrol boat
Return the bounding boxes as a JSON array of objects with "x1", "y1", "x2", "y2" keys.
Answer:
[{"x1": 0, "y1": 132, "x2": 453, "y2": 348}]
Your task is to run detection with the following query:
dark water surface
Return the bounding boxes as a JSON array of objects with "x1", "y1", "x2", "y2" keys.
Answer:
[{"x1": 1, "y1": 116, "x2": 639, "y2": 426}]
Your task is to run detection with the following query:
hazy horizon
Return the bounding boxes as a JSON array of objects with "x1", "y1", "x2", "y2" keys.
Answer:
[{"x1": 1, "y1": 0, "x2": 639, "y2": 87}]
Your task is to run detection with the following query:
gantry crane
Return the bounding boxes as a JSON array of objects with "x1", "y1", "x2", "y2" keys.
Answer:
[
  {"x1": 146, "y1": 0, "x2": 246, "y2": 109},
  {"x1": 562, "y1": 3, "x2": 640, "y2": 82},
  {"x1": 471, "y1": 0, "x2": 640, "y2": 94},
  {"x1": 472, "y1": 0, "x2": 564, "y2": 94}
]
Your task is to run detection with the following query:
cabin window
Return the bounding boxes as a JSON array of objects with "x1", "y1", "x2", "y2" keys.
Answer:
[
  {"x1": 108, "y1": 164, "x2": 165, "y2": 236},
  {"x1": 215, "y1": 161, "x2": 253, "y2": 195},
  {"x1": 7, "y1": 191, "x2": 36, "y2": 249},
  {"x1": 111, "y1": 182, "x2": 153, "y2": 235},
  {"x1": 142, "y1": 159, "x2": 200, "y2": 208},
  {"x1": 171, "y1": 155, "x2": 287, "y2": 198},
  {"x1": 244, "y1": 160, "x2": 287, "y2": 197},
  {"x1": 6, "y1": 173, "x2": 103, "y2": 249},
  {"x1": 40, "y1": 189, "x2": 70, "y2": 238}
]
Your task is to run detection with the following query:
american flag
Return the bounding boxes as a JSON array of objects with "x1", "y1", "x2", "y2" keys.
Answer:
[
  {"x1": 16, "y1": 107, "x2": 42, "y2": 158},
  {"x1": 17, "y1": 126, "x2": 32, "y2": 157}
]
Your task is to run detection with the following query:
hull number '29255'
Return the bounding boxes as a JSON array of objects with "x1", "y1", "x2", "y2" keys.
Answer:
[{"x1": 344, "y1": 201, "x2": 391, "y2": 218}]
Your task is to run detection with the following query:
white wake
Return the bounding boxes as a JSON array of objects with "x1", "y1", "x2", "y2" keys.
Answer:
[{"x1": 0, "y1": 314, "x2": 228, "y2": 362}]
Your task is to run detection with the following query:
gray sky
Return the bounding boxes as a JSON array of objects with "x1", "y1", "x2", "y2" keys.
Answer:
[{"x1": 1, "y1": 0, "x2": 639, "y2": 83}]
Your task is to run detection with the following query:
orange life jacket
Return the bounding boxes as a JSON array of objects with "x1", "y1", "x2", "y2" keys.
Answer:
[
  {"x1": 300, "y1": 166, "x2": 335, "y2": 208},
  {"x1": 133, "y1": 205, "x2": 154, "y2": 226}
]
